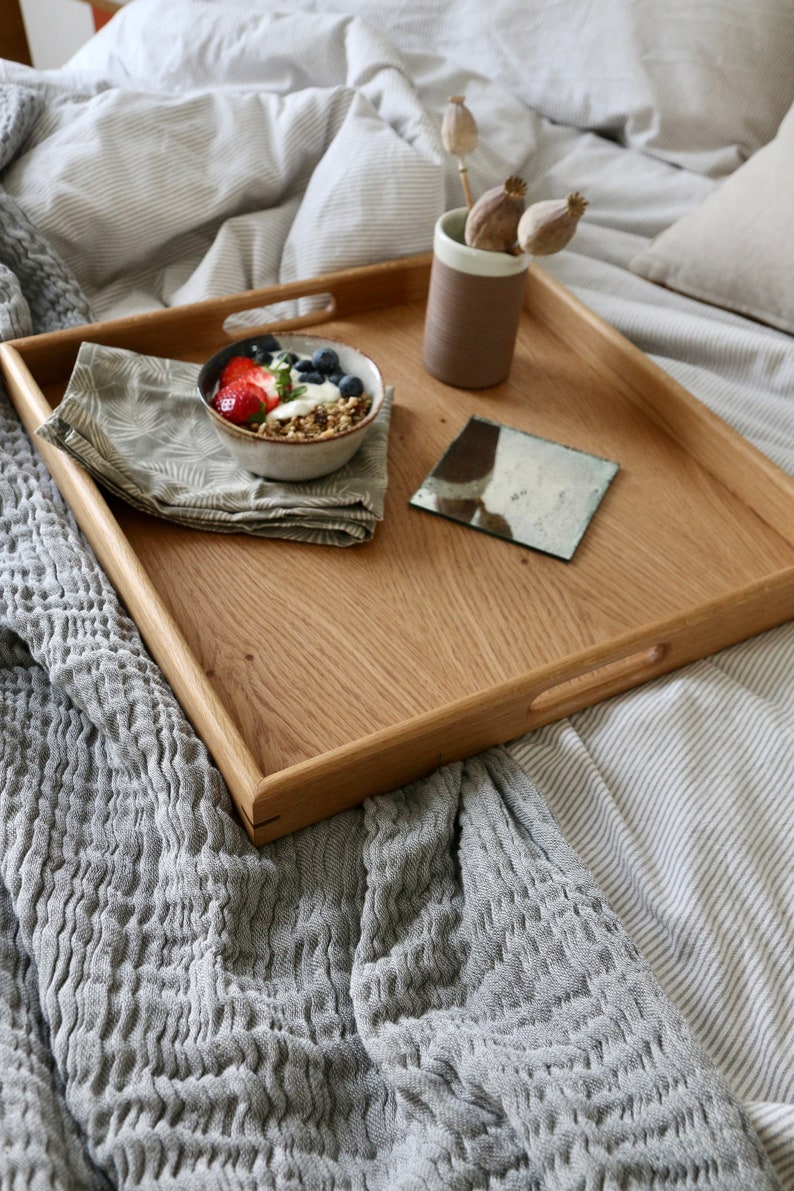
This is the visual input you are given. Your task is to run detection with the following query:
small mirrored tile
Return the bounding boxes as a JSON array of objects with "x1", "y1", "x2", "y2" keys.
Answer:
[{"x1": 409, "y1": 416, "x2": 619, "y2": 561}]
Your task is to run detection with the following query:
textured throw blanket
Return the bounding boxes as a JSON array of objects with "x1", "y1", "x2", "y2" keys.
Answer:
[{"x1": 0, "y1": 63, "x2": 784, "y2": 1191}]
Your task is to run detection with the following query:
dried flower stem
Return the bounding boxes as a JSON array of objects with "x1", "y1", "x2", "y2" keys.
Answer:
[
  {"x1": 440, "y1": 96, "x2": 588, "y2": 254},
  {"x1": 457, "y1": 162, "x2": 474, "y2": 209},
  {"x1": 442, "y1": 96, "x2": 478, "y2": 210}
]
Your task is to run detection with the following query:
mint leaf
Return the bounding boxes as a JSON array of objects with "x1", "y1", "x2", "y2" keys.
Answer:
[{"x1": 284, "y1": 384, "x2": 307, "y2": 401}]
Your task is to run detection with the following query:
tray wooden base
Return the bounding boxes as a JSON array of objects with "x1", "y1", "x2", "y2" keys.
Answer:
[{"x1": 3, "y1": 255, "x2": 794, "y2": 843}]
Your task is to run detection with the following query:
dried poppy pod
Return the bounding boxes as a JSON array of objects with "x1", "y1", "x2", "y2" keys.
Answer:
[
  {"x1": 442, "y1": 95, "x2": 478, "y2": 209},
  {"x1": 464, "y1": 175, "x2": 527, "y2": 253},
  {"x1": 517, "y1": 192, "x2": 588, "y2": 256}
]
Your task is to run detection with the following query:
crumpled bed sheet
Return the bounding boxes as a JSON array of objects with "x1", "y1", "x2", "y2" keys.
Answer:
[{"x1": 1, "y1": 1, "x2": 793, "y2": 1186}]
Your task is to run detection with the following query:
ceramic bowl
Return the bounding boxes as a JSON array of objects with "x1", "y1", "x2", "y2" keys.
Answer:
[{"x1": 197, "y1": 332, "x2": 384, "y2": 482}]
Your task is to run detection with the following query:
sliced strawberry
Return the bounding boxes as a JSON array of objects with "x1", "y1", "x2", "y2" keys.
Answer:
[
  {"x1": 219, "y1": 355, "x2": 280, "y2": 411},
  {"x1": 220, "y1": 356, "x2": 264, "y2": 386},
  {"x1": 256, "y1": 373, "x2": 281, "y2": 412},
  {"x1": 211, "y1": 381, "x2": 268, "y2": 426}
]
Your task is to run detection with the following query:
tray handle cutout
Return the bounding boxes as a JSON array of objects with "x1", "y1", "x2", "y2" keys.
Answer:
[
  {"x1": 223, "y1": 291, "x2": 336, "y2": 338},
  {"x1": 529, "y1": 642, "x2": 668, "y2": 718}
]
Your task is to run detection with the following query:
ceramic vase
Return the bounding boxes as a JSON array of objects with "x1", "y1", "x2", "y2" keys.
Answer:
[{"x1": 422, "y1": 207, "x2": 530, "y2": 389}]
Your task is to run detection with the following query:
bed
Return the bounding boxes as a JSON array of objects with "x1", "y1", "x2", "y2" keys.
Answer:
[{"x1": 1, "y1": 1, "x2": 793, "y2": 1186}]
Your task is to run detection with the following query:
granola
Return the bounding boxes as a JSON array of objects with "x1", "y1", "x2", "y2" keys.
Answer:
[{"x1": 253, "y1": 394, "x2": 372, "y2": 441}]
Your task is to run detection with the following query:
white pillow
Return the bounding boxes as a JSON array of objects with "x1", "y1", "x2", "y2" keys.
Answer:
[
  {"x1": 629, "y1": 103, "x2": 794, "y2": 335},
  {"x1": 72, "y1": 0, "x2": 794, "y2": 177}
]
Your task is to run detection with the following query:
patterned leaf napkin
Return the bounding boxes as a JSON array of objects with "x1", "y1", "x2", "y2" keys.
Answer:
[{"x1": 36, "y1": 341, "x2": 393, "y2": 547}]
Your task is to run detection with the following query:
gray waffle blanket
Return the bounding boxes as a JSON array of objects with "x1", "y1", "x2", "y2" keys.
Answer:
[{"x1": 0, "y1": 82, "x2": 781, "y2": 1190}]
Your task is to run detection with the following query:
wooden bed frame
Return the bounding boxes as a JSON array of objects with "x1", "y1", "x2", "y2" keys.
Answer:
[
  {"x1": 1, "y1": 0, "x2": 123, "y2": 66},
  {"x1": 2, "y1": 0, "x2": 32, "y2": 65}
]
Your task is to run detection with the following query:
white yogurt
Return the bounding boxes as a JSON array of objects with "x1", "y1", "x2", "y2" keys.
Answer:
[
  {"x1": 265, "y1": 353, "x2": 342, "y2": 421},
  {"x1": 266, "y1": 379, "x2": 341, "y2": 420}
]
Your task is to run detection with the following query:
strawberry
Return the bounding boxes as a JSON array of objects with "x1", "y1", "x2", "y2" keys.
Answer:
[
  {"x1": 211, "y1": 381, "x2": 268, "y2": 426},
  {"x1": 220, "y1": 355, "x2": 265, "y2": 386},
  {"x1": 219, "y1": 355, "x2": 280, "y2": 411}
]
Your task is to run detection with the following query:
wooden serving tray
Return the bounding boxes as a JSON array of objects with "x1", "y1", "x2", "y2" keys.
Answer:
[{"x1": 3, "y1": 255, "x2": 794, "y2": 844}]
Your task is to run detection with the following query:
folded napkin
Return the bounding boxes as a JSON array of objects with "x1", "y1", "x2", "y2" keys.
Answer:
[{"x1": 36, "y1": 341, "x2": 393, "y2": 547}]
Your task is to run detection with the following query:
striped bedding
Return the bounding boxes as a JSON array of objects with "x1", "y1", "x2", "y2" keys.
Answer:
[{"x1": 0, "y1": 1, "x2": 792, "y2": 1185}]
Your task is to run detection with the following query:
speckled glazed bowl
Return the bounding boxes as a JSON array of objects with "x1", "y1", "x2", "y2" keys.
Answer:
[{"x1": 197, "y1": 332, "x2": 385, "y2": 482}]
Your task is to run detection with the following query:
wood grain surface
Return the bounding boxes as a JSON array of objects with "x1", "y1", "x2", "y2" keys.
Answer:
[{"x1": 4, "y1": 256, "x2": 794, "y2": 843}]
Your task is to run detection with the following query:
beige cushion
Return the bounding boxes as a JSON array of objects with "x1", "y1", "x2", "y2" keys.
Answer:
[{"x1": 630, "y1": 104, "x2": 794, "y2": 335}]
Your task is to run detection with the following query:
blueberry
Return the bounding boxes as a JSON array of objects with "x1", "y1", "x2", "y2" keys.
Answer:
[
  {"x1": 338, "y1": 374, "x2": 364, "y2": 397},
  {"x1": 312, "y1": 347, "x2": 340, "y2": 374},
  {"x1": 295, "y1": 358, "x2": 316, "y2": 373},
  {"x1": 327, "y1": 372, "x2": 344, "y2": 386},
  {"x1": 302, "y1": 371, "x2": 325, "y2": 385},
  {"x1": 251, "y1": 335, "x2": 280, "y2": 361}
]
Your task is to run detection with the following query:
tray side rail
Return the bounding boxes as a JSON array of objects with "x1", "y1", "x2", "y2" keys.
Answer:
[
  {"x1": 524, "y1": 266, "x2": 794, "y2": 549},
  {"x1": 0, "y1": 343, "x2": 265, "y2": 813},
  {"x1": 4, "y1": 256, "x2": 433, "y2": 389},
  {"x1": 248, "y1": 563, "x2": 794, "y2": 844}
]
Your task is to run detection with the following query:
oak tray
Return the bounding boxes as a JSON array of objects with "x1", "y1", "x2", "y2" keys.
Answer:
[{"x1": 3, "y1": 255, "x2": 794, "y2": 844}]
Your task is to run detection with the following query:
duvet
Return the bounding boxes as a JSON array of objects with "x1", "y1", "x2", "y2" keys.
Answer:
[{"x1": 0, "y1": 1, "x2": 793, "y2": 1187}]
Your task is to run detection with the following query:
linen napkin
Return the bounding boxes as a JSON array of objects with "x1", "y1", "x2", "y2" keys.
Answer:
[{"x1": 36, "y1": 341, "x2": 393, "y2": 547}]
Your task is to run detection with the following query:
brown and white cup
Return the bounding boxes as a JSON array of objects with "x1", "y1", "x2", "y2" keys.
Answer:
[{"x1": 422, "y1": 207, "x2": 530, "y2": 389}]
